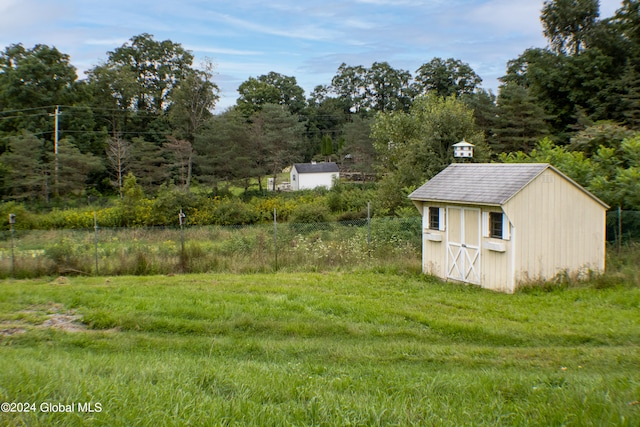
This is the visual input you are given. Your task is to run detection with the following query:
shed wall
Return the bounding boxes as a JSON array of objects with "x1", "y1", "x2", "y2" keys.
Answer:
[
  {"x1": 420, "y1": 202, "x2": 515, "y2": 292},
  {"x1": 503, "y1": 168, "x2": 606, "y2": 284},
  {"x1": 480, "y1": 209, "x2": 514, "y2": 293},
  {"x1": 420, "y1": 203, "x2": 447, "y2": 278}
]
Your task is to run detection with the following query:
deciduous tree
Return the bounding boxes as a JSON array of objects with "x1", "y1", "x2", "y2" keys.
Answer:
[
  {"x1": 237, "y1": 72, "x2": 305, "y2": 116},
  {"x1": 413, "y1": 57, "x2": 482, "y2": 98},
  {"x1": 541, "y1": 0, "x2": 600, "y2": 55},
  {"x1": 168, "y1": 61, "x2": 219, "y2": 143},
  {"x1": 371, "y1": 94, "x2": 488, "y2": 213}
]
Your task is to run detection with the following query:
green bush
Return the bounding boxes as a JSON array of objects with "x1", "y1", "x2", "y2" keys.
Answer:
[
  {"x1": 215, "y1": 198, "x2": 259, "y2": 225},
  {"x1": 289, "y1": 203, "x2": 333, "y2": 224},
  {"x1": 46, "y1": 238, "x2": 80, "y2": 270},
  {"x1": 0, "y1": 202, "x2": 37, "y2": 230}
]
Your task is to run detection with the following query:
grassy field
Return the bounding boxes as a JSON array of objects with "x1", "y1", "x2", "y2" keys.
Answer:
[{"x1": 0, "y1": 272, "x2": 638, "y2": 426}]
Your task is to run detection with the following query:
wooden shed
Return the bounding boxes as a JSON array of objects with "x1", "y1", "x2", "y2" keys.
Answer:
[
  {"x1": 409, "y1": 163, "x2": 609, "y2": 293},
  {"x1": 290, "y1": 162, "x2": 339, "y2": 191}
]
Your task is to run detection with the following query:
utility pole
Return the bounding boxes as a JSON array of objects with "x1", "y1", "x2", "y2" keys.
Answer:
[{"x1": 50, "y1": 105, "x2": 60, "y2": 198}]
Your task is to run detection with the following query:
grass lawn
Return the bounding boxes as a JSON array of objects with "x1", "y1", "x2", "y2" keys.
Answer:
[{"x1": 0, "y1": 272, "x2": 638, "y2": 426}]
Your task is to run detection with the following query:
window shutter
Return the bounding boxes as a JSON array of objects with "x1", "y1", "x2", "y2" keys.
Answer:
[
  {"x1": 423, "y1": 208, "x2": 430, "y2": 230},
  {"x1": 482, "y1": 211, "x2": 489, "y2": 237},
  {"x1": 502, "y1": 214, "x2": 510, "y2": 241},
  {"x1": 439, "y1": 208, "x2": 445, "y2": 231}
]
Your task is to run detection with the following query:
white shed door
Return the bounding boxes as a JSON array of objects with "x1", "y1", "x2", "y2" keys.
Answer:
[{"x1": 446, "y1": 207, "x2": 481, "y2": 285}]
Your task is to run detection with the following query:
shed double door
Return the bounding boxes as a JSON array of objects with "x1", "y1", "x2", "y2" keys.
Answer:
[{"x1": 446, "y1": 207, "x2": 481, "y2": 285}]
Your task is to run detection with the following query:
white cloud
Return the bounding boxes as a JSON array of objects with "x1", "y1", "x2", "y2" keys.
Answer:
[
  {"x1": 186, "y1": 46, "x2": 264, "y2": 56},
  {"x1": 85, "y1": 38, "x2": 130, "y2": 46}
]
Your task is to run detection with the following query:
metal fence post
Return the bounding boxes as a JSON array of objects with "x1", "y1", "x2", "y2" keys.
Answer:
[
  {"x1": 94, "y1": 212, "x2": 99, "y2": 276},
  {"x1": 367, "y1": 202, "x2": 371, "y2": 253},
  {"x1": 618, "y1": 206, "x2": 622, "y2": 254},
  {"x1": 9, "y1": 213, "x2": 15, "y2": 277},
  {"x1": 179, "y1": 209, "x2": 186, "y2": 272},
  {"x1": 274, "y1": 208, "x2": 278, "y2": 271}
]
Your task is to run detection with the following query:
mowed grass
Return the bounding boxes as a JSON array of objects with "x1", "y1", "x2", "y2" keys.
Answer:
[{"x1": 0, "y1": 272, "x2": 638, "y2": 426}]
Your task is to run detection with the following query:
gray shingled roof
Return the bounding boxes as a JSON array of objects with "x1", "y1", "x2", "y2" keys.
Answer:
[
  {"x1": 408, "y1": 163, "x2": 551, "y2": 206},
  {"x1": 293, "y1": 162, "x2": 339, "y2": 174}
]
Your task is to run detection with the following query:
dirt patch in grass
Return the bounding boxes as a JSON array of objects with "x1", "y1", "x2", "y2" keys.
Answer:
[{"x1": 0, "y1": 302, "x2": 87, "y2": 336}]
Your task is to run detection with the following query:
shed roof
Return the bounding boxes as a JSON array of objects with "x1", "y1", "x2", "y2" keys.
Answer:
[
  {"x1": 293, "y1": 162, "x2": 339, "y2": 174},
  {"x1": 408, "y1": 163, "x2": 608, "y2": 208}
]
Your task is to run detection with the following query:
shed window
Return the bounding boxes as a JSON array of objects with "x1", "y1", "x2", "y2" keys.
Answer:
[
  {"x1": 429, "y1": 207, "x2": 440, "y2": 230},
  {"x1": 489, "y1": 212, "x2": 503, "y2": 239}
]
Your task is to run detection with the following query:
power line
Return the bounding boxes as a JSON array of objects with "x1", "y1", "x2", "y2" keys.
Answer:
[
  {"x1": 0, "y1": 105, "x2": 57, "y2": 115},
  {"x1": 0, "y1": 112, "x2": 52, "y2": 121}
]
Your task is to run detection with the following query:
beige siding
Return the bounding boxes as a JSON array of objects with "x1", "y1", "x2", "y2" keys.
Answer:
[
  {"x1": 480, "y1": 209, "x2": 514, "y2": 293},
  {"x1": 421, "y1": 203, "x2": 447, "y2": 278},
  {"x1": 503, "y1": 168, "x2": 606, "y2": 286}
]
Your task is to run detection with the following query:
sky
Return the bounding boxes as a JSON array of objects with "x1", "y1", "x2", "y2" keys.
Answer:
[{"x1": 0, "y1": 0, "x2": 624, "y2": 112}]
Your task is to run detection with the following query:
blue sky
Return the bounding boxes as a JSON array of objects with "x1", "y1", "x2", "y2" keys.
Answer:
[{"x1": 0, "y1": 0, "x2": 623, "y2": 112}]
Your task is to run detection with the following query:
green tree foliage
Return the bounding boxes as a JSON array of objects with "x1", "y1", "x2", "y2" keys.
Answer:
[
  {"x1": 371, "y1": 94, "x2": 488, "y2": 213},
  {"x1": 194, "y1": 108, "x2": 255, "y2": 191},
  {"x1": 56, "y1": 138, "x2": 104, "y2": 197},
  {"x1": 568, "y1": 121, "x2": 635, "y2": 155},
  {"x1": 127, "y1": 138, "x2": 168, "y2": 194},
  {"x1": 365, "y1": 62, "x2": 413, "y2": 113},
  {"x1": 252, "y1": 104, "x2": 305, "y2": 190},
  {"x1": 619, "y1": 64, "x2": 640, "y2": 129},
  {"x1": 95, "y1": 33, "x2": 194, "y2": 114},
  {"x1": 320, "y1": 134, "x2": 334, "y2": 160},
  {"x1": 500, "y1": 131, "x2": 640, "y2": 210},
  {"x1": 492, "y1": 82, "x2": 550, "y2": 153},
  {"x1": 460, "y1": 89, "x2": 498, "y2": 142},
  {"x1": 330, "y1": 63, "x2": 368, "y2": 113},
  {"x1": 0, "y1": 44, "x2": 84, "y2": 156},
  {"x1": 0, "y1": 132, "x2": 49, "y2": 202},
  {"x1": 503, "y1": 1, "x2": 638, "y2": 137},
  {"x1": 168, "y1": 61, "x2": 220, "y2": 142},
  {"x1": 117, "y1": 172, "x2": 150, "y2": 226},
  {"x1": 305, "y1": 91, "x2": 351, "y2": 160},
  {"x1": 413, "y1": 57, "x2": 482, "y2": 98},
  {"x1": 237, "y1": 72, "x2": 306, "y2": 116},
  {"x1": 341, "y1": 116, "x2": 376, "y2": 179},
  {"x1": 330, "y1": 62, "x2": 412, "y2": 114},
  {"x1": 163, "y1": 137, "x2": 193, "y2": 191},
  {"x1": 541, "y1": 0, "x2": 600, "y2": 55},
  {"x1": 0, "y1": 44, "x2": 77, "y2": 112}
]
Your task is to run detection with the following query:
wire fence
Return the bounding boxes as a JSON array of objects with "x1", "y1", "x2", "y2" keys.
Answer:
[
  {"x1": 0, "y1": 216, "x2": 422, "y2": 278},
  {"x1": 0, "y1": 209, "x2": 637, "y2": 279},
  {"x1": 606, "y1": 209, "x2": 640, "y2": 246}
]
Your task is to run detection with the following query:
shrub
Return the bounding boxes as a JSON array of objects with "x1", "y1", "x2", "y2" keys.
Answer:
[
  {"x1": 46, "y1": 238, "x2": 80, "y2": 270},
  {"x1": 0, "y1": 202, "x2": 37, "y2": 230},
  {"x1": 289, "y1": 204, "x2": 332, "y2": 224},
  {"x1": 215, "y1": 198, "x2": 259, "y2": 225}
]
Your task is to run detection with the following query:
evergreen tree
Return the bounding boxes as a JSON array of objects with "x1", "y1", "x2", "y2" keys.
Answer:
[
  {"x1": 0, "y1": 132, "x2": 49, "y2": 202},
  {"x1": 493, "y1": 83, "x2": 550, "y2": 153}
]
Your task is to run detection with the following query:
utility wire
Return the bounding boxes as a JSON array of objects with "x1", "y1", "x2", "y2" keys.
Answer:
[{"x1": 0, "y1": 105, "x2": 57, "y2": 115}]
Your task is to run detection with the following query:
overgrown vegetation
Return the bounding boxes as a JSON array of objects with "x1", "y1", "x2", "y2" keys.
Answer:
[
  {"x1": 0, "y1": 216, "x2": 421, "y2": 278},
  {"x1": 0, "y1": 271, "x2": 638, "y2": 426},
  {"x1": 0, "y1": 178, "x2": 378, "y2": 230}
]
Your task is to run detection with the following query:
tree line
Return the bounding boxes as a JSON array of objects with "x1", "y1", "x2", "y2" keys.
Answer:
[{"x1": 0, "y1": 0, "x2": 639, "y2": 216}]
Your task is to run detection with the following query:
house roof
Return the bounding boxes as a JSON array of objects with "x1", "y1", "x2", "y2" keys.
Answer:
[
  {"x1": 293, "y1": 162, "x2": 339, "y2": 174},
  {"x1": 408, "y1": 163, "x2": 609, "y2": 208},
  {"x1": 452, "y1": 140, "x2": 474, "y2": 148}
]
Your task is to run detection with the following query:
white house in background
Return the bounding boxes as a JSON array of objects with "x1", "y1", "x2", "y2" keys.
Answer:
[
  {"x1": 290, "y1": 162, "x2": 339, "y2": 191},
  {"x1": 409, "y1": 163, "x2": 609, "y2": 293}
]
